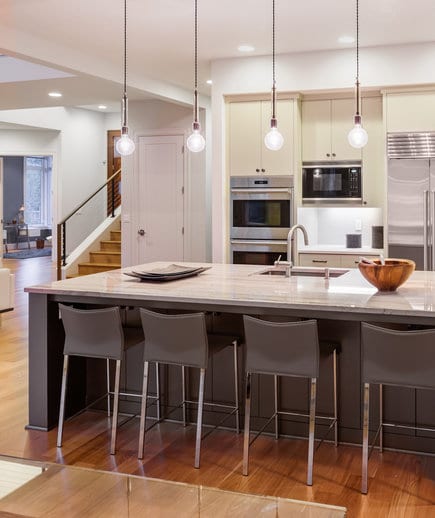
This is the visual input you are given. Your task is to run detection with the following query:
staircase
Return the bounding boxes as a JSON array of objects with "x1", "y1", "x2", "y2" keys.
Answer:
[{"x1": 77, "y1": 228, "x2": 121, "y2": 276}]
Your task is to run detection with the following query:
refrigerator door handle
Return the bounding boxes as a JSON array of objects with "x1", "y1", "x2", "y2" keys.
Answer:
[{"x1": 424, "y1": 190, "x2": 429, "y2": 271}]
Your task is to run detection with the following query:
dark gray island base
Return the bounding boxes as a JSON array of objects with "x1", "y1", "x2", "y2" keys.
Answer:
[{"x1": 26, "y1": 263, "x2": 435, "y2": 455}]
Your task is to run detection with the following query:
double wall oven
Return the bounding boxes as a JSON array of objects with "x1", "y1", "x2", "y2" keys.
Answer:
[{"x1": 230, "y1": 176, "x2": 294, "y2": 265}]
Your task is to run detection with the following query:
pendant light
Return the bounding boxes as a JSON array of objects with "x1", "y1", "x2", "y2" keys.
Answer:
[
  {"x1": 186, "y1": 0, "x2": 205, "y2": 153},
  {"x1": 115, "y1": 0, "x2": 135, "y2": 157},
  {"x1": 348, "y1": 0, "x2": 368, "y2": 149},
  {"x1": 264, "y1": 0, "x2": 284, "y2": 151}
]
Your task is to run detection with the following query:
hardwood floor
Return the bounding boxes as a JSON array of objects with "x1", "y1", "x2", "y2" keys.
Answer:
[{"x1": 0, "y1": 256, "x2": 434, "y2": 517}]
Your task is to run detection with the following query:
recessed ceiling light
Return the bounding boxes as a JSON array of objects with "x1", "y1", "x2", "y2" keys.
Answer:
[
  {"x1": 48, "y1": 92, "x2": 62, "y2": 98},
  {"x1": 206, "y1": 79, "x2": 213, "y2": 85},
  {"x1": 98, "y1": 105, "x2": 107, "y2": 110},
  {"x1": 338, "y1": 35, "x2": 355, "y2": 44},
  {"x1": 238, "y1": 44, "x2": 255, "y2": 52}
]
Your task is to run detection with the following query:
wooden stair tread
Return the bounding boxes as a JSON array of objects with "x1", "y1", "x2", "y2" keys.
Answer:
[
  {"x1": 100, "y1": 240, "x2": 121, "y2": 244},
  {"x1": 78, "y1": 262, "x2": 121, "y2": 267},
  {"x1": 90, "y1": 251, "x2": 121, "y2": 256}
]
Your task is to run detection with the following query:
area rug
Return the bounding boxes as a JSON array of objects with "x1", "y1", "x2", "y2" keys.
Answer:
[{"x1": 3, "y1": 248, "x2": 52, "y2": 259}]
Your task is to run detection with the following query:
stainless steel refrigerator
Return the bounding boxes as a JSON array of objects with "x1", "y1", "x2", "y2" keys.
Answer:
[{"x1": 388, "y1": 132, "x2": 435, "y2": 270}]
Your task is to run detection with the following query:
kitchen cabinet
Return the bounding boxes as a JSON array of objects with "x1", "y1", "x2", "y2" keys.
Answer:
[
  {"x1": 361, "y1": 97, "x2": 384, "y2": 207},
  {"x1": 385, "y1": 91, "x2": 435, "y2": 132},
  {"x1": 299, "y1": 252, "x2": 380, "y2": 268},
  {"x1": 228, "y1": 100, "x2": 294, "y2": 176},
  {"x1": 302, "y1": 98, "x2": 362, "y2": 162}
]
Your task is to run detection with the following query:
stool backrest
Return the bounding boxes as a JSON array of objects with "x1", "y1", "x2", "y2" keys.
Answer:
[
  {"x1": 361, "y1": 322, "x2": 435, "y2": 389},
  {"x1": 140, "y1": 308, "x2": 208, "y2": 368},
  {"x1": 243, "y1": 316, "x2": 319, "y2": 378},
  {"x1": 59, "y1": 304, "x2": 124, "y2": 360}
]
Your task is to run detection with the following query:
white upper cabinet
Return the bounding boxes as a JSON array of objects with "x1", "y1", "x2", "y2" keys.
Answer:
[
  {"x1": 228, "y1": 99, "x2": 294, "y2": 176},
  {"x1": 302, "y1": 98, "x2": 362, "y2": 162},
  {"x1": 385, "y1": 91, "x2": 435, "y2": 132}
]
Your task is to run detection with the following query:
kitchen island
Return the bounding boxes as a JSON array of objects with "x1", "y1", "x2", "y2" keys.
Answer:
[{"x1": 25, "y1": 262, "x2": 435, "y2": 454}]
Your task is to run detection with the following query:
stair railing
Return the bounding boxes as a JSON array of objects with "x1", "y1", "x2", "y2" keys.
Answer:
[{"x1": 56, "y1": 168, "x2": 121, "y2": 280}]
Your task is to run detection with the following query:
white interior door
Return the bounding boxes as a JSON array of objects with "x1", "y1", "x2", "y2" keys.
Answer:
[{"x1": 137, "y1": 135, "x2": 184, "y2": 263}]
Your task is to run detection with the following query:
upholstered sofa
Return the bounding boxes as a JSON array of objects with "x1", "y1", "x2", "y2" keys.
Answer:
[{"x1": 0, "y1": 268, "x2": 14, "y2": 314}]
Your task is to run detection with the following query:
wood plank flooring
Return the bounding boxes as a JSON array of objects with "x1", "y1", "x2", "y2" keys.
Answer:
[{"x1": 0, "y1": 256, "x2": 434, "y2": 517}]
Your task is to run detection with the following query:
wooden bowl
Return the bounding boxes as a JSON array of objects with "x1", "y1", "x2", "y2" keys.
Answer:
[{"x1": 358, "y1": 258, "x2": 415, "y2": 291}]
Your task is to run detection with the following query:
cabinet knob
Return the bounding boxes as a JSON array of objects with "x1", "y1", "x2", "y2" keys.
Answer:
[
  {"x1": 332, "y1": 153, "x2": 336, "y2": 157},
  {"x1": 255, "y1": 168, "x2": 260, "y2": 172},
  {"x1": 138, "y1": 229, "x2": 146, "y2": 236},
  {"x1": 326, "y1": 153, "x2": 330, "y2": 157},
  {"x1": 261, "y1": 168, "x2": 265, "y2": 173}
]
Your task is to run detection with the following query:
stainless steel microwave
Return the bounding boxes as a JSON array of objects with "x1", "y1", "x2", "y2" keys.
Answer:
[{"x1": 302, "y1": 162, "x2": 362, "y2": 203}]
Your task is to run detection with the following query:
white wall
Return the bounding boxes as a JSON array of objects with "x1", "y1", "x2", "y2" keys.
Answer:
[
  {"x1": 122, "y1": 99, "x2": 209, "y2": 266},
  {"x1": 210, "y1": 41, "x2": 435, "y2": 262}
]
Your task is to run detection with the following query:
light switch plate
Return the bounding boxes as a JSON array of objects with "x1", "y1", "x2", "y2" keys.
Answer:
[{"x1": 355, "y1": 218, "x2": 362, "y2": 231}]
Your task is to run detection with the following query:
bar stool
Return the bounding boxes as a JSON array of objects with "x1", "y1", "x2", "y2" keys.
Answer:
[
  {"x1": 16, "y1": 223, "x2": 30, "y2": 249},
  {"x1": 361, "y1": 322, "x2": 435, "y2": 494},
  {"x1": 57, "y1": 304, "x2": 144, "y2": 455},
  {"x1": 138, "y1": 308, "x2": 240, "y2": 468},
  {"x1": 242, "y1": 315, "x2": 339, "y2": 486}
]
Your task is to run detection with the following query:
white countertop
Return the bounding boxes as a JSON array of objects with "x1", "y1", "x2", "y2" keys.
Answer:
[
  {"x1": 298, "y1": 245, "x2": 383, "y2": 255},
  {"x1": 24, "y1": 262, "x2": 435, "y2": 321}
]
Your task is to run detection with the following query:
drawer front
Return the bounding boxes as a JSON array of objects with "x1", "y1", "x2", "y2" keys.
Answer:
[
  {"x1": 340, "y1": 254, "x2": 377, "y2": 268},
  {"x1": 298, "y1": 254, "x2": 342, "y2": 268}
]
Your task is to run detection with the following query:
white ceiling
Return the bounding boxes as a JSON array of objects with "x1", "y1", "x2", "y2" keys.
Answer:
[{"x1": 1, "y1": 0, "x2": 435, "y2": 111}]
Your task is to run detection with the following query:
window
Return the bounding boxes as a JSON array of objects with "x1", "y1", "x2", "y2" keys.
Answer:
[{"x1": 24, "y1": 156, "x2": 52, "y2": 226}]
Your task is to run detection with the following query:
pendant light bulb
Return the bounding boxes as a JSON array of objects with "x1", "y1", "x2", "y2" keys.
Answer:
[
  {"x1": 116, "y1": 131, "x2": 136, "y2": 156},
  {"x1": 348, "y1": 119, "x2": 368, "y2": 149},
  {"x1": 187, "y1": 122, "x2": 205, "y2": 153},
  {"x1": 264, "y1": 125, "x2": 284, "y2": 151}
]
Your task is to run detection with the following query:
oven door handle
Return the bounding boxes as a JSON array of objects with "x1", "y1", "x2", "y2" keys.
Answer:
[
  {"x1": 230, "y1": 188, "x2": 292, "y2": 194},
  {"x1": 231, "y1": 240, "x2": 288, "y2": 245}
]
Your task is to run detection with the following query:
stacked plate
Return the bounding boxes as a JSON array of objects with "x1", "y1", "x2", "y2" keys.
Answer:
[{"x1": 123, "y1": 264, "x2": 210, "y2": 282}]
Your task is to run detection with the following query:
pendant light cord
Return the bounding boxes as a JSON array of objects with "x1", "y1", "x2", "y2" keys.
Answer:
[
  {"x1": 124, "y1": 0, "x2": 127, "y2": 97},
  {"x1": 271, "y1": 0, "x2": 276, "y2": 120},
  {"x1": 355, "y1": 0, "x2": 360, "y2": 116},
  {"x1": 193, "y1": 0, "x2": 199, "y2": 124}
]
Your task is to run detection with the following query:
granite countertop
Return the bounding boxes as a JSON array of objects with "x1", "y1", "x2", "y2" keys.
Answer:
[
  {"x1": 298, "y1": 245, "x2": 383, "y2": 255},
  {"x1": 25, "y1": 262, "x2": 435, "y2": 321}
]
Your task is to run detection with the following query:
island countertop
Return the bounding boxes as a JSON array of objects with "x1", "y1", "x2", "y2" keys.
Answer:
[{"x1": 25, "y1": 262, "x2": 435, "y2": 323}]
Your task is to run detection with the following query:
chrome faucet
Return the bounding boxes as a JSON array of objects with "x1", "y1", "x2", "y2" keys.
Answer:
[
  {"x1": 274, "y1": 224, "x2": 309, "y2": 277},
  {"x1": 287, "y1": 224, "x2": 309, "y2": 266}
]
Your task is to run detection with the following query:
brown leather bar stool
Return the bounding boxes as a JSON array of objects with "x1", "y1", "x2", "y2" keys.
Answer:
[
  {"x1": 361, "y1": 322, "x2": 435, "y2": 494},
  {"x1": 138, "y1": 308, "x2": 240, "y2": 468},
  {"x1": 242, "y1": 315, "x2": 340, "y2": 486},
  {"x1": 57, "y1": 304, "x2": 144, "y2": 455}
]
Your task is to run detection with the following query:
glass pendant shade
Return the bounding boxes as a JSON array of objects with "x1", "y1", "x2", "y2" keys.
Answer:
[
  {"x1": 348, "y1": 123, "x2": 368, "y2": 148},
  {"x1": 187, "y1": 123, "x2": 205, "y2": 153},
  {"x1": 116, "y1": 132, "x2": 136, "y2": 156},
  {"x1": 264, "y1": 126, "x2": 284, "y2": 151}
]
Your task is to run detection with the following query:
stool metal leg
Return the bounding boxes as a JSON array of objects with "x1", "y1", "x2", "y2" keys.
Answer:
[
  {"x1": 194, "y1": 368, "x2": 205, "y2": 469},
  {"x1": 307, "y1": 377, "x2": 317, "y2": 486},
  {"x1": 138, "y1": 361, "x2": 150, "y2": 460},
  {"x1": 233, "y1": 340, "x2": 240, "y2": 433},
  {"x1": 56, "y1": 355, "x2": 69, "y2": 448},
  {"x1": 242, "y1": 372, "x2": 252, "y2": 476},
  {"x1": 110, "y1": 359, "x2": 121, "y2": 455},
  {"x1": 106, "y1": 358, "x2": 111, "y2": 417},
  {"x1": 155, "y1": 362, "x2": 161, "y2": 421},
  {"x1": 362, "y1": 382, "x2": 370, "y2": 494},
  {"x1": 181, "y1": 365, "x2": 187, "y2": 427},
  {"x1": 379, "y1": 383, "x2": 383, "y2": 453},
  {"x1": 333, "y1": 348, "x2": 338, "y2": 447},
  {"x1": 274, "y1": 374, "x2": 279, "y2": 440}
]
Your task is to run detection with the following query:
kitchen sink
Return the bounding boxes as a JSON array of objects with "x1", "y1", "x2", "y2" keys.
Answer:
[{"x1": 256, "y1": 266, "x2": 348, "y2": 278}]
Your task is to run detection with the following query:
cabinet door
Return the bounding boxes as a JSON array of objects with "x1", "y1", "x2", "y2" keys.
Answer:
[
  {"x1": 298, "y1": 253, "x2": 342, "y2": 267},
  {"x1": 331, "y1": 99, "x2": 362, "y2": 161},
  {"x1": 301, "y1": 100, "x2": 331, "y2": 161},
  {"x1": 261, "y1": 99, "x2": 294, "y2": 175},
  {"x1": 229, "y1": 101, "x2": 262, "y2": 176},
  {"x1": 386, "y1": 92, "x2": 435, "y2": 132},
  {"x1": 361, "y1": 97, "x2": 384, "y2": 207}
]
